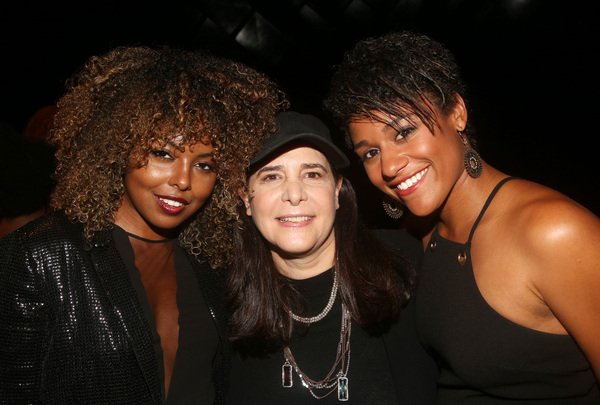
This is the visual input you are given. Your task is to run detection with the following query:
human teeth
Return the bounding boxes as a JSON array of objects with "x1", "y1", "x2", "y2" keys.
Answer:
[
  {"x1": 396, "y1": 168, "x2": 428, "y2": 191},
  {"x1": 159, "y1": 198, "x2": 183, "y2": 207},
  {"x1": 279, "y1": 216, "x2": 311, "y2": 223}
]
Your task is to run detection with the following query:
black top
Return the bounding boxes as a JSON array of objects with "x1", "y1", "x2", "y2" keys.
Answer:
[
  {"x1": 416, "y1": 177, "x2": 600, "y2": 403},
  {"x1": 0, "y1": 211, "x2": 230, "y2": 404},
  {"x1": 114, "y1": 226, "x2": 218, "y2": 404},
  {"x1": 374, "y1": 228, "x2": 439, "y2": 405},
  {"x1": 228, "y1": 268, "x2": 399, "y2": 404}
]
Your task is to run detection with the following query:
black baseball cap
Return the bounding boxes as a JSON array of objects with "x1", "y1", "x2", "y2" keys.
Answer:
[{"x1": 250, "y1": 111, "x2": 350, "y2": 169}]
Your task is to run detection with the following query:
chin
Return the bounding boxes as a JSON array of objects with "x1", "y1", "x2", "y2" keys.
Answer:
[
  {"x1": 404, "y1": 203, "x2": 436, "y2": 218},
  {"x1": 275, "y1": 245, "x2": 315, "y2": 258}
]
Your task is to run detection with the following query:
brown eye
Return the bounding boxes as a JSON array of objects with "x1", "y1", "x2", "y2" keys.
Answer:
[
  {"x1": 395, "y1": 127, "x2": 415, "y2": 141},
  {"x1": 262, "y1": 174, "x2": 278, "y2": 182},
  {"x1": 150, "y1": 150, "x2": 173, "y2": 160},
  {"x1": 362, "y1": 148, "x2": 379, "y2": 161},
  {"x1": 195, "y1": 162, "x2": 214, "y2": 172}
]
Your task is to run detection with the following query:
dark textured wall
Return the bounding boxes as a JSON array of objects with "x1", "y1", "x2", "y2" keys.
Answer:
[{"x1": 2, "y1": 0, "x2": 598, "y2": 222}]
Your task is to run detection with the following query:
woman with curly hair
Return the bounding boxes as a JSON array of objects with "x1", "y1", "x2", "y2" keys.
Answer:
[
  {"x1": 325, "y1": 31, "x2": 600, "y2": 403},
  {"x1": 0, "y1": 46, "x2": 286, "y2": 404}
]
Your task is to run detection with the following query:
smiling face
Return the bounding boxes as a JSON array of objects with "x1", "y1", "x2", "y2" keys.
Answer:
[
  {"x1": 242, "y1": 146, "x2": 342, "y2": 278},
  {"x1": 348, "y1": 101, "x2": 467, "y2": 217},
  {"x1": 115, "y1": 139, "x2": 217, "y2": 239}
]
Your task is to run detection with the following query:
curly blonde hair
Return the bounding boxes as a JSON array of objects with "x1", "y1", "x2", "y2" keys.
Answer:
[{"x1": 50, "y1": 46, "x2": 287, "y2": 268}]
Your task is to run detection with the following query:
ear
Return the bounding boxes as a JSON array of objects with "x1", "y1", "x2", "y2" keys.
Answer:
[
  {"x1": 237, "y1": 188, "x2": 253, "y2": 217},
  {"x1": 451, "y1": 94, "x2": 468, "y2": 131},
  {"x1": 335, "y1": 178, "x2": 343, "y2": 210}
]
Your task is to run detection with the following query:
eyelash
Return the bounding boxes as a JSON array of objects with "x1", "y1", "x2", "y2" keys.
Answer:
[
  {"x1": 260, "y1": 174, "x2": 279, "y2": 182},
  {"x1": 360, "y1": 126, "x2": 416, "y2": 162},
  {"x1": 305, "y1": 171, "x2": 322, "y2": 179},
  {"x1": 151, "y1": 150, "x2": 214, "y2": 171},
  {"x1": 361, "y1": 149, "x2": 379, "y2": 162},
  {"x1": 196, "y1": 162, "x2": 214, "y2": 172},
  {"x1": 396, "y1": 126, "x2": 415, "y2": 140},
  {"x1": 151, "y1": 149, "x2": 172, "y2": 159}
]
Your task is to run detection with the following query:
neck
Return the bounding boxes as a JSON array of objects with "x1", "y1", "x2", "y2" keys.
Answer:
[
  {"x1": 437, "y1": 166, "x2": 507, "y2": 241},
  {"x1": 114, "y1": 212, "x2": 179, "y2": 241},
  {"x1": 271, "y1": 237, "x2": 337, "y2": 280}
]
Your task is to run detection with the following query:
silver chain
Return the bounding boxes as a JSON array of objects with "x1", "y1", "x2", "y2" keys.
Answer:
[
  {"x1": 290, "y1": 269, "x2": 339, "y2": 324},
  {"x1": 283, "y1": 303, "x2": 351, "y2": 400}
]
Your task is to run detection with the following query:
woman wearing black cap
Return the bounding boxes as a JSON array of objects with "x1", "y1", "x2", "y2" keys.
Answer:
[{"x1": 226, "y1": 111, "x2": 437, "y2": 403}]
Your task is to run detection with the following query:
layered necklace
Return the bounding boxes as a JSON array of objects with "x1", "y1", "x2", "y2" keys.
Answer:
[{"x1": 282, "y1": 269, "x2": 351, "y2": 401}]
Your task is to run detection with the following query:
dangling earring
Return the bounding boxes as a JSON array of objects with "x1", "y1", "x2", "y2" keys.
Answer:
[
  {"x1": 458, "y1": 130, "x2": 482, "y2": 178},
  {"x1": 382, "y1": 197, "x2": 404, "y2": 219}
]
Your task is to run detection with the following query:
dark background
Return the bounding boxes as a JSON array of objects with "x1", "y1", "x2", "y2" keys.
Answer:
[{"x1": 1, "y1": 0, "x2": 598, "y2": 225}]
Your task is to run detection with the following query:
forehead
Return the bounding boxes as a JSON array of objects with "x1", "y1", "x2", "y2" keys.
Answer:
[
  {"x1": 155, "y1": 134, "x2": 213, "y2": 150},
  {"x1": 258, "y1": 146, "x2": 330, "y2": 168},
  {"x1": 347, "y1": 117, "x2": 390, "y2": 145},
  {"x1": 348, "y1": 112, "x2": 422, "y2": 143}
]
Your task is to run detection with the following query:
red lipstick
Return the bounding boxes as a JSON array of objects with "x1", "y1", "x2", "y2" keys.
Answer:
[{"x1": 155, "y1": 195, "x2": 189, "y2": 215}]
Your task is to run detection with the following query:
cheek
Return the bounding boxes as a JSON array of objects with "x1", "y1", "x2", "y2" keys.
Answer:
[
  {"x1": 318, "y1": 189, "x2": 340, "y2": 217},
  {"x1": 248, "y1": 199, "x2": 270, "y2": 237},
  {"x1": 122, "y1": 170, "x2": 148, "y2": 198},
  {"x1": 247, "y1": 193, "x2": 268, "y2": 222},
  {"x1": 364, "y1": 165, "x2": 386, "y2": 189},
  {"x1": 192, "y1": 176, "x2": 217, "y2": 200}
]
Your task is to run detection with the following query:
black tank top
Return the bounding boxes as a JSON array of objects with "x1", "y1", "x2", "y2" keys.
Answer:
[{"x1": 415, "y1": 177, "x2": 599, "y2": 404}]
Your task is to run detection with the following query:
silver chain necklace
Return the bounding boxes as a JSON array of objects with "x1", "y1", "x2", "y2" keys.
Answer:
[
  {"x1": 290, "y1": 269, "x2": 339, "y2": 324},
  {"x1": 282, "y1": 303, "x2": 351, "y2": 401}
]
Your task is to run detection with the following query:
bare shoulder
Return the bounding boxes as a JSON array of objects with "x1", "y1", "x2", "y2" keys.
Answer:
[
  {"x1": 496, "y1": 180, "x2": 600, "y2": 373},
  {"x1": 497, "y1": 178, "x2": 599, "y2": 304},
  {"x1": 499, "y1": 179, "x2": 600, "y2": 247},
  {"x1": 476, "y1": 178, "x2": 600, "y2": 373},
  {"x1": 490, "y1": 178, "x2": 600, "y2": 291}
]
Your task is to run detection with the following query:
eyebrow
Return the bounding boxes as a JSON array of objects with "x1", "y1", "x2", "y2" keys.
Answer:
[
  {"x1": 165, "y1": 140, "x2": 214, "y2": 158},
  {"x1": 255, "y1": 164, "x2": 283, "y2": 175},
  {"x1": 167, "y1": 140, "x2": 186, "y2": 152},
  {"x1": 255, "y1": 162, "x2": 329, "y2": 174},
  {"x1": 353, "y1": 140, "x2": 369, "y2": 151},
  {"x1": 352, "y1": 117, "x2": 410, "y2": 151},
  {"x1": 301, "y1": 163, "x2": 329, "y2": 172}
]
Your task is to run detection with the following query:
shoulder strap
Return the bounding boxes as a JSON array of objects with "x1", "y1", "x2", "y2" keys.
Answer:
[{"x1": 466, "y1": 177, "x2": 518, "y2": 244}]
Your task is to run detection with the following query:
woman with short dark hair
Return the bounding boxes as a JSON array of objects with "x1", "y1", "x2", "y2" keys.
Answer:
[{"x1": 325, "y1": 30, "x2": 600, "y2": 403}]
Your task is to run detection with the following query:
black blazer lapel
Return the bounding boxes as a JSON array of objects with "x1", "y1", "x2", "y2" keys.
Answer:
[{"x1": 90, "y1": 230, "x2": 163, "y2": 404}]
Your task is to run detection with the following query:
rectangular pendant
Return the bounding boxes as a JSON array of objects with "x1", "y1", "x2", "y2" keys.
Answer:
[
  {"x1": 338, "y1": 376, "x2": 349, "y2": 401},
  {"x1": 282, "y1": 361, "x2": 293, "y2": 388}
]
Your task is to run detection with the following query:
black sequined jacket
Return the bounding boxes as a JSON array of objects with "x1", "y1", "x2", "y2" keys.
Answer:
[{"x1": 0, "y1": 211, "x2": 230, "y2": 404}]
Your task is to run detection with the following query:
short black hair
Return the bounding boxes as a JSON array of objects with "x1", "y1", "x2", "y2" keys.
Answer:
[{"x1": 325, "y1": 30, "x2": 477, "y2": 148}]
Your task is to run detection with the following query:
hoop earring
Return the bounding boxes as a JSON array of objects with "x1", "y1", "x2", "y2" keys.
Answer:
[
  {"x1": 382, "y1": 198, "x2": 404, "y2": 219},
  {"x1": 458, "y1": 130, "x2": 482, "y2": 178}
]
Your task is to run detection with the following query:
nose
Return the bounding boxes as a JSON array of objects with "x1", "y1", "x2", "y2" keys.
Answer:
[
  {"x1": 380, "y1": 146, "x2": 409, "y2": 181},
  {"x1": 170, "y1": 161, "x2": 192, "y2": 191},
  {"x1": 282, "y1": 179, "x2": 307, "y2": 206}
]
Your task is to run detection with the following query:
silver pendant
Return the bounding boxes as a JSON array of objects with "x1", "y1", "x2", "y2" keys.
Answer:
[
  {"x1": 282, "y1": 360, "x2": 293, "y2": 388},
  {"x1": 338, "y1": 376, "x2": 349, "y2": 401},
  {"x1": 464, "y1": 148, "x2": 483, "y2": 178}
]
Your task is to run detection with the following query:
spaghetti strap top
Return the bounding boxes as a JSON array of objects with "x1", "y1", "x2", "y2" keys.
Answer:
[
  {"x1": 428, "y1": 176, "x2": 517, "y2": 267},
  {"x1": 465, "y1": 176, "x2": 515, "y2": 245},
  {"x1": 415, "y1": 177, "x2": 599, "y2": 404}
]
